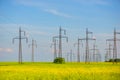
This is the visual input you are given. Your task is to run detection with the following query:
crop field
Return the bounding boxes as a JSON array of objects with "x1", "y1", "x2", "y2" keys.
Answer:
[{"x1": 0, "y1": 62, "x2": 120, "y2": 80}]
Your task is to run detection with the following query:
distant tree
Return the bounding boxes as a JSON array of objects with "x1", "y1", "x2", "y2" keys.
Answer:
[
  {"x1": 114, "y1": 59, "x2": 120, "y2": 62},
  {"x1": 53, "y1": 57, "x2": 65, "y2": 64},
  {"x1": 109, "y1": 59, "x2": 114, "y2": 62},
  {"x1": 107, "y1": 58, "x2": 120, "y2": 62}
]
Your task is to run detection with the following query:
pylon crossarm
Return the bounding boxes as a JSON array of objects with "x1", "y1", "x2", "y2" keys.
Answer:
[
  {"x1": 53, "y1": 36, "x2": 59, "y2": 42},
  {"x1": 12, "y1": 37, "x2": 19, "y2": 44},
  {"x1": 78, "y1": 38, "x2": 86, "y2": 40}
]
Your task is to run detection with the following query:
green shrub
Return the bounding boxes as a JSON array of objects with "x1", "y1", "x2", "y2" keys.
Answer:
[{"x1": 53, "y1": 57, "x2": 65, "y2": 64}]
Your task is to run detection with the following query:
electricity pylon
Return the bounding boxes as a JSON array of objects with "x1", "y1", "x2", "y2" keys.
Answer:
[
  {"x1": 67, "y1": 49, "x2": 75, "y2": 62},
  {"x1": 74, "y1": 38, "x2": 83, "y2": 62},
  {"x1": 90, "y1": 43, "x2": 98, "y2": 62},
  {"x1": 105, "y1": 42, "x2": 113, "y2": 61},
  {"x1": 66, "y1": 52, "x2": 69, "y2": 62},
  {"x1": 29, "y1": 39, "x2": 37, "y2": 63},
  {"x1": 70, "y1": 49, "x2": 72, "y2": 62},
  {"x1": 12, "y1": 27, "x2": 28, "y2": 64},
  {"x1": 95, "y1": 49, "x2": 101, "y2": 62},
  {"x1": 98, "y1": 50, "x2": 101, "y2": 62},
  {"x1": 106, "y1": 28, "x2": 120, "y2": 64},
  {"x1": 51, "y1": 38, "x2": 58, "y2": 60},
  {"x1": 53, "y1": 27, "x2": 68, "y2": 58},
  {"x1": 105, "y1": 50, "x2": 108, "y2": 61},
  {"x1": 79, "y1": 28, "x2": 96, "y2": 63}
]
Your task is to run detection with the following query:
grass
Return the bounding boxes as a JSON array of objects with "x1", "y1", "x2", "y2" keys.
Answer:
[{"x1": 0, "y1": 62, "x2": 120, "y2": 80}]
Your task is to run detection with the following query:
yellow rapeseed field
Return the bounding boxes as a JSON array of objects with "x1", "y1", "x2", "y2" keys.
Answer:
[{"x1": 0, "y1": 62, "x2": 120, "y2": 80}]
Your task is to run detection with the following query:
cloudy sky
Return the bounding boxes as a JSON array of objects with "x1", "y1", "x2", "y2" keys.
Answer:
[{"x1": 0, "y1": 0, "x2": 120, "y2": 62}]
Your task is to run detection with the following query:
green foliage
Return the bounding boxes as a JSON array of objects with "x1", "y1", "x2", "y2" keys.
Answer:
[
  {"x1": 53, "y1": 57, "x2": 65, "y2": 64},
  {"x1": 114, "y1": 58, "x2": 120, "y2": 62},
  {"x1": 108, "y1": 59, "x2": 114, "y2": 62},
  {"x1": 108, "y1": 58, "x2": 120, "y2": 62}
]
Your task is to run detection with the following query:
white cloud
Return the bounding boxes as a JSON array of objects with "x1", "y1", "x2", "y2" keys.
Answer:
[
  {"x1": 14, "y1": 0, "x2": 73, "y2": 18},
  {"x1": 75, "y1": 0, "x2": 109, "y2": 5},
  {"x1": 44, "y1": 9, "x2": 73, "y2": 18},
  {"x1": 0, "y1": 48, "x2": 13, "y2": 53}
]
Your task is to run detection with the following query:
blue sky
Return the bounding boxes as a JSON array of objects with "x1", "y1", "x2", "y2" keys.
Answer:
[{"x1": 0, "y1": 0, "x2": 120, "y2": 62}]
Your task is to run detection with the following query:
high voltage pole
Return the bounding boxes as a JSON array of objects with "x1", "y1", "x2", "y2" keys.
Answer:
[
  {"x1": 105, "y1": 42, "x2": 113, "y2": 61},
  {"x1": 12, "y1": 27, "x2": 28, "y2": 64},
  {"x1": 95, "y1": 49, "x2": 101, "y2": 62},
  {"x1": 77, "y1": 39, "x2": 80, "y2": 62},
  {"x1": 105, "y1": 50, "x2": 109, "y2": 62},
  {"x1": 74, "y1": 38, "x2": 83, "y2": 62},
  {"x1": 70, "y1": 49, "x2": 72, "y2": 62},
  {"x1": 90, "y1": 43, "x2": 98, "y2": 62},
  {"x1": 29, "y1": 39, "x2": 37, "y2": 63},
  {"x1": 108, "y1": 43, "x2": 112, "y2": 59},
  {"x1": 66, "y1": 52, "x2": 69, "y2": 62},
  {"x1": 51, "y1": 38, "x2": 58, "y2": 60},
  {"x1": 53, "y1": 27, "x2": 68, "y2": 58},
  {"x1": 67, "y1": 49, "x2": 74, "y2": 62},
  {"x1": 79, "y1": 28, "x2": 96, "y2": 64},
  {"x1": 106, "y1": 28, "x2": 120, "y2": 64},
  {"x1": 90, "y1": 44, "x2": 101, "y2": 62}
]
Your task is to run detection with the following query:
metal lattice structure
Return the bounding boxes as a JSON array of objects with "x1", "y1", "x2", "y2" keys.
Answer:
[
  {"x1": 66, "y1": 49, "x2": 75, "y2": 62},
  {"x1": 106, "y1": 28, "x2": 120, "y2": 64},
  {"x1": 29, "y1": 39, "x2": 37, "y2": 63},
  {"x1": 53, "y1": 27, "x2": 68, "y2": 58},
  {"x1": 51, "y1": 38, "x2": 58, "y2": 60},
  {"x1": 95, "y1": 50, "x2": 101, "y2": 62},
  {"x1": 105, "y1": 42, "x2": 113, "y2": 61},
  {"x1": 12, "y1": 27, "x2": 28, "y2": 64},
  {"x1": 90, "y1": 43, "x2": 99, "y2": 62},
  {"x1": 79, "y1": 28, "x2": 96, "y2": 63},
  {"x1": 74, "y1": 38, "x2": 83, "y2": 62}
]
